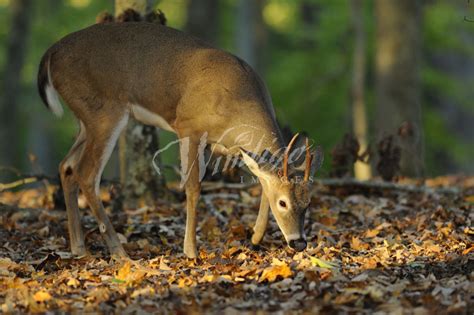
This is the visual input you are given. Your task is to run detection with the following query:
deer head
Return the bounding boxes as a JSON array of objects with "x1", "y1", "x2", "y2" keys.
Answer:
[{"x1": 241, "y1": 134, "x2": 321, "y2": 251}]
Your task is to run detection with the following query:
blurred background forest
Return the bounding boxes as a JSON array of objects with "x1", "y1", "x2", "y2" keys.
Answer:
[{"x1": 0, "y1": 0, "x2": 473, "y2": 183}]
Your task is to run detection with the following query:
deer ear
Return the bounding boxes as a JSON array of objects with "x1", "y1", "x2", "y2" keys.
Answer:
[
  {"x1": 240, "y1": 149, "x2": 260, "y2": 174},
  {"x1": 293, "y1": 145, "x2": 324, "y2": 178},
  {"x1": 240, "y1": 149, "x2": 270, "y2": 180},
  {"x1": 310, "y1": 145, "x2": 324, "y2": 177}
]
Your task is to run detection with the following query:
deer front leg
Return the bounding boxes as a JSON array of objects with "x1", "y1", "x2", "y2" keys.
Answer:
[
  {"x1": 251, "y1": 191, "x2": 270, "y2": 245},
  {"x1": 179, "y1": 137, "x2": 202, "y2": 259}
]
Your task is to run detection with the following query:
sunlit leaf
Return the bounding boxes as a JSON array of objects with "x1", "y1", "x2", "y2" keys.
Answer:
[
  {"x1": 66, "y1": 277, "x2": 80, "y2": 288},
  {"x1": 33, "y1": 291, "x2": 52, "y2": 303},
  {"x1": 259, "y1": 264, "x2": 293, "y2": 282},
  {"x1": 309, "y1": 256, "x2": 337, "y2": 269},
  {"x1": 464, "y1": 195, "x2": 474, "y2": 203}
]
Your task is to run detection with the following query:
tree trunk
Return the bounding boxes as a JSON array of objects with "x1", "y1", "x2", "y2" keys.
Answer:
[
  {"x1": 0, "y1": 0, "x2": 32, "y2": 175},
  {"x1": 350, "y1": 0, "x2": 371, "y2": 180},
  {"x1": 185, "y1": 0, "x2": 219, "y2": 45},
  {"x1": 375, "y1": 0, "x2": 424, "y2": 177},
  {"x1": 115, "y1": 0, "x2": 164, "y2": 207},
  {"x1": 235, "y1": 0, "x2": 266, "y2": 75}
]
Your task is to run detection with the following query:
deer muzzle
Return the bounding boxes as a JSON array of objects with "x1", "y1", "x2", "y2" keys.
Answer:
[{"x1": 288, "y1": 238, "x2": 307, "y2": 251}]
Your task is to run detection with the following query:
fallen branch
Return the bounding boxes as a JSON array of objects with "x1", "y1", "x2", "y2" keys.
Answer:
[
  {"x1": 202, "y1": 193, "x2": 240, "y2": 223},
  {"x1": 0, "y1": 177, "x2": 38, "y2": 192},
  {"x1": 201, "y1": 181, "x2": 257, "y2": 192},
  {"x1": 0, "y1": 171, "x2": 461, "y2": 197},
  {"x1": 317, "y1": 178, "x2": 460, "y2": 195},
  {"x1": 0, "y1": 173, "x2": 59, "y2": 192},
  {"x1": 0, "y1": 173, "x2": 120, "y2": 192}
]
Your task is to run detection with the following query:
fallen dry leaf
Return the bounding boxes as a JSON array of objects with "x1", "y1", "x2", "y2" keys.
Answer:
[
  {"x1": 33, "y1": 291, "x2": 52, "y2": 303},
  {"x1": 0, "y1": 176, "x2": 472, "y2": 313},
  {"x1": 259, "y1": 264, "x2": 293, "y2": 282}
]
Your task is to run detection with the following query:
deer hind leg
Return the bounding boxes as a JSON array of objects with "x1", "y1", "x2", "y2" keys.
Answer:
[
  {"x1": 60, "y1": 121, "x2": 87, "y2": 256},
  {"x1": 251, "y1": 191, "x2": 270, "y2": 245},
  {"x1": 179, "y1": 136, "x2": 203, "y2": 258},
  {"x1": 76, "y1": 112, "x2": 129, "y2": 258}
]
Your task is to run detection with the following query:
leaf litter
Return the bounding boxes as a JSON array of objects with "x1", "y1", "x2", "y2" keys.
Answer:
[{"x1": 0, "y1": 176, "x2": 472, "y2": 313}]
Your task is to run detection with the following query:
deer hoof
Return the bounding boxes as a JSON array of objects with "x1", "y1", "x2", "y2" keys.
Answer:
[
  {"x1": 110, "y1": 245, "x2": 128, "y2": 259},
  {"x1": 184, "y1": 246, "x2": 198, "y2": 259},
  {"x1": 71, "y1": 245, "x2": 88, "y2": 258},
  {"x1": 251, "y1": 233, "x2": 264, "y2": 246}
]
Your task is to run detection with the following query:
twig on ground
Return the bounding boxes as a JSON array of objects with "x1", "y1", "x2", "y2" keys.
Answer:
[
  {"x1": 0, "y1": 173, "x2": 120, "y2": 192},
  {"x1": 0, "y1": 177, "x2": 39, "y2": 192},
  {"x1": 201, "y1": 181, "x2": 257, "y2": 192},
  {"x1": 0, "y1": 171, "x2": 461, "y2": 197},
  {"x1": 0, "y1": 174, "x2": 59, "y2": 192},
  {"x1": 201, "y1": 193, "x2": 240, "y2": 223}
]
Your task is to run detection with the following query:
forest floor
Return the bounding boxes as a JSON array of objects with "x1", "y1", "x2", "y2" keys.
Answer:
[{"x1": 0, "y1": 176, "x2": 473, "y2": 314}]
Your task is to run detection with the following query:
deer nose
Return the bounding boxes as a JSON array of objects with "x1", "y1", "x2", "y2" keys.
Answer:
[{"x1": 289, "y1": 239, "x2": 307, "y2": 251}]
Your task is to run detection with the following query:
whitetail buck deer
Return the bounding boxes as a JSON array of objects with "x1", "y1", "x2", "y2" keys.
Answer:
[{"x1": 38, "y1": 22, "x2": 320, "y2": 259}]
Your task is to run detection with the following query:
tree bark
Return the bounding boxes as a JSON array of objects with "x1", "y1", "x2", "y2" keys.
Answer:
[
  {"x1": 235, "y1": 0, "x2": 267, "y2": 75},
  {"x1": 185, "y1": 0, "x2": 219, "y2": 45},
  {"x1": 0, "y1": 0, "x2": 33, "y2": 174},
  {"x1": 350, "y1": 0, "x2": 371, "y2": 180},
  {"x1": 115, "y1": 0, "x2": 164, "y2": 207},
  {"x1": 375, "y1": 0, "x2": 424, "y2": 177}
]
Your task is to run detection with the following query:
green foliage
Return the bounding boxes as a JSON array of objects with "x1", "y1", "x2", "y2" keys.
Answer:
[
  {"x1": 421, "y1": 1, "x2": 474, "y2": 174},
  {"x1": 423, "y1": 109, "x2": 473, "y2": 174},
  {"x1": 265, "y1": 0, "x2": 351, "y2": 175},
  {"x1": 0, "y1": 6, "x2": 9, "y2": 77}
]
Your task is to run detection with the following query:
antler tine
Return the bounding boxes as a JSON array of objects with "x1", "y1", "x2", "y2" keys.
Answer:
[
  {"x1": 283, "y1": 133, "x2": 299, "y2": 179},
  {"x1": 304, "y1": 137, "x2": 312, "y2": 182}
]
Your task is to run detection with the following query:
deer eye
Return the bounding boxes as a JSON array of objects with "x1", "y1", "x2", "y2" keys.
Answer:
[{"x1": 279, "y1": 200, "x2": 287, "y2": 208}]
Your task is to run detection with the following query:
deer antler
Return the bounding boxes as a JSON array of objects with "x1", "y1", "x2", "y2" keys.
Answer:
[
  {"x1": 304, "y1": 137, "x2": 312, "y2": 182},
  {"x1": 283, "y1": 133, "x2": 299, "y2": 179}
]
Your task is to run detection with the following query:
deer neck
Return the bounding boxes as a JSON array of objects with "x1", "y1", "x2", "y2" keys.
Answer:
[{"x1": 237, "y1": 122, "x2": 285, "y2": 157}]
